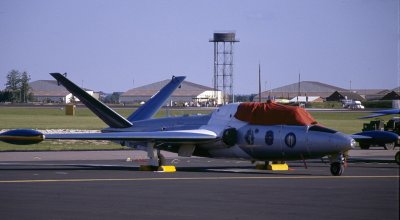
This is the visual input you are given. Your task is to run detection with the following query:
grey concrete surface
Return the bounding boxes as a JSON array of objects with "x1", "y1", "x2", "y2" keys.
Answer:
[{"x1": 0, "y1": 153, "x2": 398, "y2": 220}]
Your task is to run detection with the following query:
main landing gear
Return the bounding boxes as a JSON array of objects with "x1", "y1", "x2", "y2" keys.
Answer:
[
  {"x1": 140, "y1": 142, "x2": 176, "y2": 172},
  {"x1": 255, "y1": 161, "x2": 289, "y2": 171},
  {"x1": 329, "y1": 153, "x2": 346, "y2": 176}
]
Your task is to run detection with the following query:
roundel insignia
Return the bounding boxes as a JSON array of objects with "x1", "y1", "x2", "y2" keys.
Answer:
[
  {"x1": 265, "y1": 130, "x2": 274, "y2": 145},
  {"x1": 285, "y1": 132, "x2": 296, "y2": 148}
]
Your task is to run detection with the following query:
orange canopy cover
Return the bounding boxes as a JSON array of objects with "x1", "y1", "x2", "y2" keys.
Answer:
[{"x1": 234, "y1": 101, "x2": 318, "y2": 126}]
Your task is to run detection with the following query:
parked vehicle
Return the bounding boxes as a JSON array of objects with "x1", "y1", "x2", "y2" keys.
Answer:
[
  {"x1": 343, "y1": 100, "x2": 365, "y2": 109},
  {"x1": 360, "y1": 117, "x2": 400, "y2": 149}
]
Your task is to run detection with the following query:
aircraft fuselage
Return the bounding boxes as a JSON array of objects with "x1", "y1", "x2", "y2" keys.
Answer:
[{"x1": 104, "y1": 103, "x2": 354, "y2": 162}]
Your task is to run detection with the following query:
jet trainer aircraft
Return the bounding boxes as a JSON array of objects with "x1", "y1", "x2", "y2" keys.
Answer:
[{"x1": 1, "y1": 73, "x2": 398, "y2": 176}]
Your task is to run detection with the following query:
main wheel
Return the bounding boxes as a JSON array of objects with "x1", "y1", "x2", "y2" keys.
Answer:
[
  {"x1": 395, "y1": 151, "x2": 400, "y2": 165},
  {"x1": 330, "y1": 162, "x2": 344, "y2": 176}
]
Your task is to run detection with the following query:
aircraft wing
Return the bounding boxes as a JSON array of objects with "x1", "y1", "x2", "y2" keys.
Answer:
[
  {"x1": 46, "y1": 129, "x2": 217, "y2": 143},
  {"x1": 0, "y1": 129, "x2": 218, "y2": 145},
  {"x1": 351, "y1": 130, "x2": 399, "y2": 143},
  {"x1": 358, "y1": 109, "x2": 400, "y2": 119},
  {"x1": 350, "y1": 134, "x2": 371, "y2": 140}
]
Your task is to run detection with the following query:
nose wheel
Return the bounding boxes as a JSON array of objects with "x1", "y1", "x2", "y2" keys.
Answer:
[
  {"x1": 330, "y1": 162, "x2": 344, "y2": 176},
  {"x1": 329, "y1": 153, "x2": 346, "y2": 176}
]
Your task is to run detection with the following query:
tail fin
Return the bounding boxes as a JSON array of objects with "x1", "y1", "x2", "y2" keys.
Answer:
[
  {"x1": 50, "y1": 73, "x2": 132, "y2": 128},
  {"x1": 127, "y1": 76, "x2": 185, "y2": 122}
]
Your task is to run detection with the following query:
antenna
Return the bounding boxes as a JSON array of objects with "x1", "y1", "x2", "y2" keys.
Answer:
[
  {"x1": 349, "y1": 80, "x2": 352, "y2": 91},
  {"x1": 297, "y1": 72, "x2": 301, "y2": 103},
  {"x1": 258, "y1": 63, "x2": 261, "y2": 102}
]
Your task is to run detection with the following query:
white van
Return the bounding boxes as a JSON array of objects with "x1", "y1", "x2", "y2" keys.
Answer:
[{"x1": 343, "y1": 100, "x2": 364, "y2": 109}]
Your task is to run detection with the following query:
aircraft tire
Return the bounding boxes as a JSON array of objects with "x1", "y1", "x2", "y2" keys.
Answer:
[{"x1": 330, "y1": 162, "x2": 344, "y2": 176}]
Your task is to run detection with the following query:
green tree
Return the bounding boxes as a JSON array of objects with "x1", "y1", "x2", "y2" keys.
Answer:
[
  {"x1": 5, "y1": 69, "x2": 21, "y2": 102},
  {"x1": 104, "y1": 92, "x2": 121, "y2": 104},
  {"x1": 5, "y1": 70, "x2": 32, "y2": 103}
]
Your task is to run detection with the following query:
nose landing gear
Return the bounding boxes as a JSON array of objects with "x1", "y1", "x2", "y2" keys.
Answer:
[
  {"x1": 329, "y1": 153, "x2": 346, "y2": 176},
  {"x1": 330, "y1": 162, "x2": 344, "y2": 176}
]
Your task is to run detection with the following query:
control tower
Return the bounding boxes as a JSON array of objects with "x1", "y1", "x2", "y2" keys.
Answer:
[{"x1": 210, "y1": 32, "x2": 239, "y2": 104}]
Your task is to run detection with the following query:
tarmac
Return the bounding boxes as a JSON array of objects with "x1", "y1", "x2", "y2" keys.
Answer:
[{"x1": 0, "y1": 149, "x2": 399, "y2": 220}]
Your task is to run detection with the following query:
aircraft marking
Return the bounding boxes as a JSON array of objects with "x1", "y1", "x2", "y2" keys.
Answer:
[
  {"x1": 265, "y1": 130, "x2": 274, "y2": 145},
  {"x1": 285, "y1": 132, "x2": 296, "y2": 148},
  {"x1": 245, "y1": 129, "x2": 254, "y2": 145}
]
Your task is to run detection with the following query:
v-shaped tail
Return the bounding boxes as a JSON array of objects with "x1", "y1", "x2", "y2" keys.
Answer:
[
  {"x1": 127, "y1": 76, "x2": 185, "y2": 122},
  {"x1": 50, "y1": 73, "x2": 185, "y2": 128},
  {"x1": 50, "y1": 73, "x2": 132, "y2": 128}
]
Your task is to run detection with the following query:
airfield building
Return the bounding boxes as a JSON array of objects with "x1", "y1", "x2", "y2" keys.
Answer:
[
  {"x1": 120, "y1": 79, "x2": 222, "y2": 106},
  {"x1": 255, "y1": 81, "x2": 391, "y2": 102},
  {"x1": 352, "y1": 89, "x2": 390, "y2": 101},
  {"x1": 381, "y1": 91, "x2": 400, "y2": 100},
  {"x1": 30, "y1": 80, "x2": 96, "y2": 104},
  {"x1": 255, "y1": 81, "x2": 345, "y2": 101},
  {"x1": 289, "y1": 96, "x2": 323, "y2": 103},
  {"x1": 325, "y1": 91, "x2": 365, "y2": 102}
]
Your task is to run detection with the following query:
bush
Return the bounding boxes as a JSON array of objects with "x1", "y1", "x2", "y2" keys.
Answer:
[
  {"x1": 0, "y1": 90, "x2": 13, "y2": 102},
  {"x1": 363, "y1": 100, "x2": 393, "y2": 109},
  {"x1": 306, "y1": 101, "x2": 343, "y2": 109}
]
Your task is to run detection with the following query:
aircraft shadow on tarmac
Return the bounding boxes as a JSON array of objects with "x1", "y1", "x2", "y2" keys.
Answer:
[
  {"x1": 1, "y1": 157, "x2": 396, "y2": 175},
  {"x1": 0, "y1": 163, "x2": 314, "y2": 176}
]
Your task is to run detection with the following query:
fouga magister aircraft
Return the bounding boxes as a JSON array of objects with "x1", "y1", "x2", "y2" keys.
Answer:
[{"x1": 1, "y1": 73, "x2": 398, "y2": 176}]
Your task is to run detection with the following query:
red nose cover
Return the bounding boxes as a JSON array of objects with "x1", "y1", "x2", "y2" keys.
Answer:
[{"x1": 234, "y1": 101, "x2": 318, "y2": 126}]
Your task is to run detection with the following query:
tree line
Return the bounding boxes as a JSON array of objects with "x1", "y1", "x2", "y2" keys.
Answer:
[{"x1": 0, "y1": 70, "x2": 33, "y2": 103}]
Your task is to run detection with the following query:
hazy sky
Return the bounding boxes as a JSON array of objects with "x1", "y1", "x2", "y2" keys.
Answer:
[{"x1": 0, "y1": 0, "x2": 399, "y2": 94}]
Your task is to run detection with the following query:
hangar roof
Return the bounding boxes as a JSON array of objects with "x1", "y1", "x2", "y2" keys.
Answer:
[
  {"x1": 30, "y1": 80, "x2": 92, "y2": 97},
  {"x1": 32, "y1": 90, "x2": 71, "y2": 97},
  {"x1": 30, "y1": 80, "x2": 68, "y2": 92},
  {"x1": 392, "y1": 86, "x2": 400, "y2": 92},
  {"x1": 121, "y1": 79, "x2": 215, "y2": 97},
  {"x1": 381, "y1": 91, "x2": 400, "y2": 100},
  {"x1": 268, "y1": 81, "x2": 345, "y2": 93},
  {"x1": 257, "y1": 81, "x2": 346, "y2": 99}
]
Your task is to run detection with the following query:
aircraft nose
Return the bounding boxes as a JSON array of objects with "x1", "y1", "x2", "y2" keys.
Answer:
[
  {"x1": 337, "y1": 133, "x2": 355, "y2": 151},
  {"x1": 350, "y1": 138, "x2": 357, "y2": 149}
]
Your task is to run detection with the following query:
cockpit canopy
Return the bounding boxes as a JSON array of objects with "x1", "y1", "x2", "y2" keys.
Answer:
[
  {"x1": 234, "y1": 101, "x2": 318, "y2": 126},
  {"x1": 308, "y1": 125, "x2": 337, "y2": 133}
]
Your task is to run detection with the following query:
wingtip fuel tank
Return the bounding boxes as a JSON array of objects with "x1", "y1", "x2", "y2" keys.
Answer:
[{"x1": 0, "y1": 129, "x2": 44, "y2": 145}]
